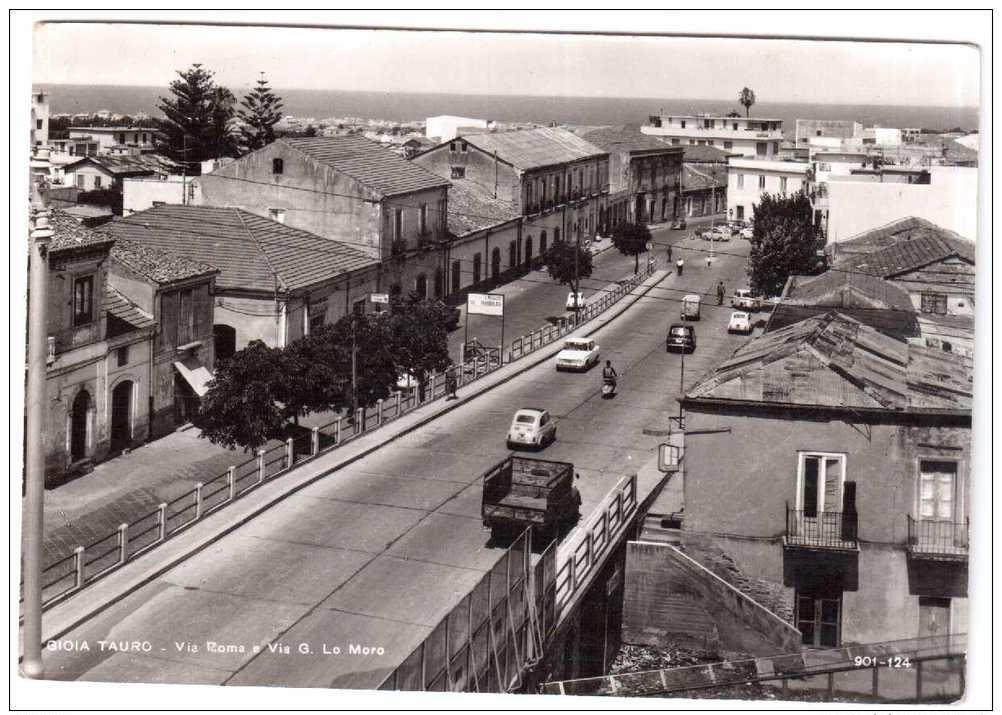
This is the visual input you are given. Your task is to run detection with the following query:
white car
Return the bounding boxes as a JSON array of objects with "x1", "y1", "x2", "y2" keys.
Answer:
[
  {"x1": 555, "y1": 337, "x2": 600, "y2": 371},
  {"x1": 506, "y1": 408, "x2": 557, "y2": 450},
  {"x1": 566, "y1": 291, "x2": 586, "y2": 311},
  {"x1": 739, "y1": 226, "x2": 754, "y2": 239},
  {"x1": 702, "y1": 226, "x2": 732, "y2": 242},
  {"x1": 731, "y1": 288, "x2": 762, "y2": 311},
  {"x1": 728, "y1": 311, "x2": 753, "y2": 334}
]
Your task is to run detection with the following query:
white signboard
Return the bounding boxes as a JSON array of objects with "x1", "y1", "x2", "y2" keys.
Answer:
[
  {"x1": 467, "y1": 293, "x2": 504, "y2": 317},
  {"x1": 370, "y1": 293, "x2": 389, "y2": 304}
]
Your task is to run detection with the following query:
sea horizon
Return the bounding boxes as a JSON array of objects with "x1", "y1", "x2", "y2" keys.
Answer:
[{"x1": 37, "y1": 83, "x2": 980, "y2": 133}]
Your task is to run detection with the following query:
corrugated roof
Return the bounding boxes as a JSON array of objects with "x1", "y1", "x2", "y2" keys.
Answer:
[
  {"x1": 104, "y1": 285, "x2": 155, "y2": 331},
  {"x1": 109, "y1": 236, "x2": 218, "y2": 285},
  {"x1": 580, "y1": 126, "x2": 680, "y2": 154},
  {"x1": 832, "y1": 219, "x2": 975, "y2": 278},
  {"x1": 47, "y1": 209, "x2": 117, "y2": 254},
  {"x1": 280, "y1": 136, "x2": 449, "y2": 197},
  {"x1": 687, "y1": 312, "x2": 971, "y2": 412},
  {"x1": 65, "y1": 153, "x2": 181, "y2": 176},
  {"x1": 462, "y1": 127, "x2": 607, "y2": 171},
  {"x1": 446, "y1": 180, "x2": 520, "y2": 236},
  {"x1": 98, "y1": 205, "x2": 378, "y2": 294},
  {"x1": 682, "y1": 164, "x2": 726, "y2": 192}
]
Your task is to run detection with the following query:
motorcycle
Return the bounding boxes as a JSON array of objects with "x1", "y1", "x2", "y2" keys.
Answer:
[{"x1": 602, "y1": 376, "x2": 617, "y2": 398}]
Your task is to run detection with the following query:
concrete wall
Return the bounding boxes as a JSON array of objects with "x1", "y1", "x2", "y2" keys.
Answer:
[
  {"x1": 123, "y1": 176, "x2": 200, "y2": 215},
  {"x1": 795, "y1": 119, "x2": 862, "y2": 146},
  {"x1": 444, "y1": 221, "x2": 521, "y2": 296}
]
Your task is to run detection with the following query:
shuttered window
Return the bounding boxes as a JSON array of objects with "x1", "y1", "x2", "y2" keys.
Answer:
[{"x1": 919, "y1": 461, "x2": 957, "y2": 521}]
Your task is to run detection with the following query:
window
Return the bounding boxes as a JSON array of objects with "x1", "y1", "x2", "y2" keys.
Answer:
[
  {"x1": 433, "y1": 268, "x2": 444, "y2": 298},
  {"x1": 415, "y1": 273, "x2": 428, "y2": 298},
  {"x1": 308, "y1": 301, "x2": 327, "y2": 334},
  {"x1": 142, "y1": 133, "x2": 148, "y2": 143},
  {"x1": 707, "y1": 140, "x2": 714, "y2": 146},
  {"x1": 460, "y1": 141, "x2": 468, "y2": 153},
  {"x1": 918, "y1": 597, "x2": 951, "y2": 638},
  {"x1": 451, "y1": 166, "x2": 466, "y2": 179},
  {"x1": 758, "y1": 175, "x2": 766, "y2": 190},
  {"x1": 75, "y1": 174, "x2": 85, "y2": 189},
  {"x1": 736, "y1": 174, "x2": 744, "y2": 189},
  {"x1": 116, "y1": 346, "x2": 129, "y2": 367},
  {"x1": 680, "y1": 120, "x2": 686, "y2": 129},
  {"x1": 703, "y1": 119, "x2": 712, "y2": 128},
  {"x1": 419, "y1": 204, "x2": 428, "y2": 234},
  {"x1": 736, "y1": 205, "x2": 744, "y2": 221},
  {"x1": 918, "y1": 461, "x2": 958, "y2": 522},
  {"x1": 723, "y1": 141, "x2": 733, "y2": 150},
  {"x1": 269, "y1": 208, "x2": 286, "y2": 224},
  {"x1": 688, "y1": 139, "x2": 695, "y2": 145},
  {"x1": 756, "y1": 142, "x2": 768, "y2": 157},
  {"x1": 732, "y1": 122, "x2": 738, "y2": 130},
  {"x1": 921, "y1": 293, "x2": 948, "y2": 315},
  {"x1": 353, "y1": 298, "x2": 366, "y2": 316},
  {"x1": 272, "y1": 158, "x2": 284, "y2": 175},
  {"x1": 671, "y1": 138, "x2": 680, "y2": 146},
  {"x1": 797, "y1": 590, "x2": 842, "y2": 647},
  {"x1": 816, "y1": 129, "x2": 823, "y2": 136},
  {"x1": 73, "y1": 275, "x2": 94, "y2": 326},
  {"x1": 780, "y1": 177, "x2": 788, "y2": 194},
  {"x1": 449, "y1": 141, "x2": 457, "y2": 152},
  {"x1": 798, "y1": 453, "x2": 846, "y2": 518},
  {"x1": 94, "y1": 175, "x2": 103, "y2": 189},
  {"x1": 452, "y1": 260, "x2": 462, "y2": 294},
  {"x1": 394, "y1": 209, "x2": 403, "y2": 241},
  {"x1": 472, "y1": 253, "x2": 482, "y2": 284},
  {"x1": 36, "y1": 119, "x2": 43, "y2": 129}
]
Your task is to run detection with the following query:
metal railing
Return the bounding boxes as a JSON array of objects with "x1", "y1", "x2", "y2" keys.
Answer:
[
  {"x1": 785, "y1": 504, "x2": 858, "y2": 550},
  {"x1": 25, "y1": 262, "x2": 656, "y2": 612},
  {"x1": 907, "y1": 516, "x2": 969, "y2": 558}
]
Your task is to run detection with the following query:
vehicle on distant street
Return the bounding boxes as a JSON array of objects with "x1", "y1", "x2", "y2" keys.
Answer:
[
  {"x1": 566, "y1": 291, "x2": 586, "y2": 311},
  {"x1": 731, "y1": 288, "x2": 762, "y2": 311},
  {"x1": 702, "y1": 225, "x2": 732, "y2": 242},
  {"x1": 481, "y1": 455, "x2": 580, "y2": 543},
  {"x1": 739, "y1": 226, "x2": 754, "y2": 239},
  {"x1": 680, "y1": 294, "x2": 701, "y2": 321},
  {"x1": 506, "y1": 408, "x2": 557, "y2": 450},
  {"x1": 671, "y1": 217, "x2": 687, "y2": 230},
  {"x1": 666, "y1": 323, "x2": 697, "y2": 353},
  {"x1": 555, "y1": 337, "x2": 600, "y2": 372},
  {"x1": 728, "y1": 311, "x2": 753, "y2": 334}
]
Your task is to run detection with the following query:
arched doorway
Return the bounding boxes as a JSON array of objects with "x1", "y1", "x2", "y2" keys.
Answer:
[
  {"x1": 539, "y1": 231, "x2": 548, "y2": 260},
  {"x1": 524, "y1": 236, "x2": 533, "y2": 269},
  {"x1": 213, "y1": 324, "x2": 237, "y2": 364},
  {"x1": 491, "y1": 248, "x2": 501, "y2": 280},
  {"x1": 415, "y1": 273, "x2": 428, "y2": 299},
  {"x1": 433, "y1": 268, "x2": 444, "y2": 298},
  {"x1": 70, "y1": 389, "x2": 90, "y2": 462},
  {"x1": 110, "y1": 380, "x2": 133, "y2": 452}
]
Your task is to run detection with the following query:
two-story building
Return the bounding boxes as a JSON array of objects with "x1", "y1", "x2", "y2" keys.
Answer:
[
  {"x1": 726, "y1": 157, "x2": 810, "y2": 222},
  {"x1": 642, "y1": 113, "x2": 784, "y2": 159},
  {"x1": 680, "y1": 311, "x2": 972, "y2": 647},
  {"x1": 795, "y1": 119, "x2": 863, "y2": 148},
  {"x1": 63, "y1": 154, "x2": 181, "y2": 193},
  {"x1": 412, "y1": 127, "x2": 609, "y2": 274},
  {"x1": 198, "y1": 136, "x2": 450, "y2": 297},
  {"x1": 99, "y1": 205, "x2": 381, "y2": 355},
  {"x1": 580, "y1": 125, "x2": 683, "y2": 228},
  {"x1": 65, "y1": 126, "x2": 161, "y2": 155}
]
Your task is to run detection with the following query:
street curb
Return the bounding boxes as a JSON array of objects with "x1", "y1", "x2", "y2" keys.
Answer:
[{"x1": 27, "y1": 269, "x2": 670, "y2": 650}]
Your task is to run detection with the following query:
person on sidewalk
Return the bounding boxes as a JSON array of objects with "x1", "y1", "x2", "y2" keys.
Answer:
[
  {"x1": 445, "y1": 369, "x2": 458, "y2": 400},
  {"x1": 666, "y1": 243, "x2": 673, "y2": 264},
  {"x1": 717, "y1": 281, "x2": 726, "y2": 306},
  {"x1": 676, "y1": 257, "x2": 684, "y2": 276}
]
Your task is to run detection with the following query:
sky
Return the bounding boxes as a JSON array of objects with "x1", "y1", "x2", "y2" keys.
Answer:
[{"x1": 32, "y1": 20, "x2": 980, "y2": 107}]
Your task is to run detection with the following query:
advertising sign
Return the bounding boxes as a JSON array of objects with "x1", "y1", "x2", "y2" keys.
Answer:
[{"x1": 467, "y1": 293, "x2": 504, "y2": 316}]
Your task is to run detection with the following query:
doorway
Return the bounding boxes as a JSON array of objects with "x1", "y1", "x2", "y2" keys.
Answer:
[
  {"x1": 213, "y1": 324, "x2": 237, "y2": 364},
  {"x1": 70, "y1": 389, "x2": 91, "y2": 462},
  {"x1": 110, "y1": 380, "x2": 133, "y2": 452},
  {"x1": 796, "y1": 590, "x2": 842, "y2": 647}
]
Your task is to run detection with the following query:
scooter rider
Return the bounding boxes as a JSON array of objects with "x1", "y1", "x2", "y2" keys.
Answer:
[{"x1": 602, "y1": 360, "x2": 618, "y2": 389}]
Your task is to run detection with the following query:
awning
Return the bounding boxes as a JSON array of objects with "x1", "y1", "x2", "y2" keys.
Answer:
[{"x1": 173, "y1": 356, "x2": 213, "y2": 397}]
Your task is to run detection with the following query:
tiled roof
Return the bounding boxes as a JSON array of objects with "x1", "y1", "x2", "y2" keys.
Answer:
[
  {"x1": 682, "y1": 164, "x2": 726, "y2": 192},
  {"x1": 98, "y1": 205, "x2": 379, "y2": 294},
  {"x1": 580, "y1": 126, "x2": 680, "y2": 154},
  {"x1": 462, "y1": 127, "x2": 607, "y2": 171},
  {"x1": 280, "y1": 136, "x2": 449, "y2": 197},
  {"x1": 109, "y1": 236, "x2": 218, "y2": 285},
  {"x1": 65, "y1": 153, "x2": 181, "y2": 176},
  {"x1": 686, "y1": 312, "x2": 971, "y2": 412},
  {"x1": 446, "y1": 180, "x2": 521, "y2": 236},
  {"x1": 831, "y1": 218, "x2": 975, "y2": 277},
  {"x1": 104, "y1": 285, "x2": 155, "y2": 331},
  {"x1": 680, "y1": 144, "x2": 736, "y2": 163},
  {"x1": 47, "y1": 209, "x2": 117, "y2": 254}
]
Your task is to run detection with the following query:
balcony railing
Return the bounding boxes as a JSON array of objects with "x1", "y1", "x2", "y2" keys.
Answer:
[
  {"x1": 907, "y1": 516, "x2": 969, "y2": 559},
  {"x1": 785, "y1": 504, "x2": 858, "y2": 550}
]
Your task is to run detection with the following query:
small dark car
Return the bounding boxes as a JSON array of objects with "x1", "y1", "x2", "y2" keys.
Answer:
[
  {"x1": 671, "y1": 217, "x2": 687, "y2": 230},
  {"x1": 666, "y1": 323, "x2": 697, "y2": 353}
]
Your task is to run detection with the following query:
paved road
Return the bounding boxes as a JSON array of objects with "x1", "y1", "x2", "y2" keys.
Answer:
[{"x1": 39, "y1": 235, "x2": 753, "y2": 691}]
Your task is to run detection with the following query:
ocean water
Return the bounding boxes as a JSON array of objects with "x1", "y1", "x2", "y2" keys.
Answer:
[{"x1": 40, "y1": 84, "x2": 980, "y2": 134}]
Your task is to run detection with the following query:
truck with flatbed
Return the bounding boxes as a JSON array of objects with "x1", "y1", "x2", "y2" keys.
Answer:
[{"x1": 481, "y1": 456, "x2": 581, "y2": 544}]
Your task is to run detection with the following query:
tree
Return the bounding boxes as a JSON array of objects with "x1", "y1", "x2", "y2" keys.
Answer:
[
  {"x1": 544, "y1": 238, "x2": 593, "y2": 294},
  {"x1": 726, "y1": 110, "x2": 741, "y2": 118},
  {"x1": 739, "y1": 87, "x2": 756, "y2": 117},
  {"x1": 611, "y1": 222, "x2": 652, "y2": 274},
  {"x1": 157, "y1": 63, "x2": 238, "y2": 167},
  {"x1": 747, "y1": 191, "x2": 826, "y2": 297},
  {"x1": 304, "y1": 124, "x2": 317, "y2": 137},
  {"x1": 237, "y1": 72, "x2": 284, "y2": 152},
  {"x1": 386, "y1": 294, "x2": 454, "y2": 400}
]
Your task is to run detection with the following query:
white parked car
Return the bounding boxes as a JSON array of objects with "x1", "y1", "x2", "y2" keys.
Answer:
[
  {"x1": 566, "y1": 291, "x2": 586, "y2": 311},
  {"x1": 702, "y1": 225, "x2": 732, "y2": 242},
  {"x1": 507, "y1": 408, "x2": 557, "y2": 450},
  {"x1": 739, "y1": 226, "x2": 754, "y2": 239},
  {"x1": 555, "y1": 337, "x2": 600, "y2": 372},
  {"x1": 728, "y1": 311, "x2": 753, "y2": 334},
  {"x1": 731, "y1": 288, "x2": 762, "y2": 311}
]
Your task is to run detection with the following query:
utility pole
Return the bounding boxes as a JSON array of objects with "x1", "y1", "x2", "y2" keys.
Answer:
[
  {"x1": 678, "y1": 348, "x2": 685, "y2": 425},
  {"x1": 351, "y1": 312, "x2": 358, "y2": 422},
  {"x1": 23, "y1": 190, "x2": 53, "y2": 679}
]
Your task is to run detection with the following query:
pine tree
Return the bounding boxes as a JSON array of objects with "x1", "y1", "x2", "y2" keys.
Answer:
[
  {"x1": 238, "y1": 72, "x2": 285, "y2": 152},
  {"x1": 157, "y1": 64, "x2": 237, "y2": 166}
]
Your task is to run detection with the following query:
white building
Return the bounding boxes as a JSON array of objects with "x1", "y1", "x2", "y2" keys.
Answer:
[
  {"x1": 642, "y1": 113, "x2": 783, "y2": 159},
  {"x1": 425, "y1": 115, "x2": 493, "y2": 142},
  {"x1": 31, "y1": 88, "x2": 49, "y2": 147},
  {"x1": 726, "y1": 158, "x2": 810, "y2": 222},
  {"x1": 862, "y1": 126, "x2": 903, "y2": 147},
  {"x1": 794, "y1": 119, "x2": 862, "y2": 147},
  {"x1": 67, "y1": 126, "x2": 160, "y2": 154},
  {"x1": 123, "y1": 176, "x2": 201, "y2": 215}
]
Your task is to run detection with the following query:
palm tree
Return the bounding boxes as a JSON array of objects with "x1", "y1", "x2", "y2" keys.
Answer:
[{"x1": 739, "y1": 87, "x2": 756, "y2": 118}]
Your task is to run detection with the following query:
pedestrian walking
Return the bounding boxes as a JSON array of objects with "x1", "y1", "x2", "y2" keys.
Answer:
[
  {"x1": 676, "y1": 258, "x2": 684, "y2": 276},
  {"x1": 666, "y1": 243, "x2": 673, "y2": 263},
  {"x1": 445, "y1": 369, "x2": 458, "y2": 400},
  {"x1": 717, "y1": 281, "x2": 725, "y2": 306}
]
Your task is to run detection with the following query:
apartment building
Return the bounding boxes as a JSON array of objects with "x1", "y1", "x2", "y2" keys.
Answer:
[
  {"x1": 726, "y1": 158, "x2": 809, "y2": 221},
  {"x1": 642, "y1": 113, "x2": 783, "y2": 159}
]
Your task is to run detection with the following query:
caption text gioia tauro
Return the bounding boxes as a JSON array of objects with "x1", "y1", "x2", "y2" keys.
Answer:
[{"x1": 46, "y1": 639, "x2": 386, "y2": 656}]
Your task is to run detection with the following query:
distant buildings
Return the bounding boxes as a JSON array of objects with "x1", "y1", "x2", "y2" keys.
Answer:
[
  {"x1": 794, "y1": 119, "x2": 863, "y2": 147},
  {"x1": 642, "y1": 112, "x2": 784, "y2": 159},
  {"x1": 31, "y1": 88, "x2": 49, "y2": 148},
  {"x1": 63, "y1": 154, "x2": 181, "y2": 192},
  {"x1": 425, "y1": 115, "x2": 493, "y2": 142},
  {"x1": 65, "y1": 126, "x2": 160, "y2": 156},
  {"x1": 726, "y1": 158, "x2": 809, "y2": 222}
]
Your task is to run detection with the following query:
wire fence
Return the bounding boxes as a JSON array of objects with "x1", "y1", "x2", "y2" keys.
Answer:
[{"x1": 24, "y1": 263, "x2": 655, "y2": 613}]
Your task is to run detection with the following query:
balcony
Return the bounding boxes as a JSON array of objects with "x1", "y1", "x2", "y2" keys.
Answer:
[
  {"x1": 784, "y1": 504, "x2": 858, "y2": 551},
  {"x1": 907, "y1": 516, "x2": 968, "y2": 561}
]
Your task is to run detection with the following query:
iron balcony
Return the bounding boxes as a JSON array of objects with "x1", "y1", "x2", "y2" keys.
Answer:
[
  {"x1": 784, "y1": 504, "x2": 858, "y2": 551},
  {"x1": 907, "y1": 515, "x2": 969, "y2": 560}
]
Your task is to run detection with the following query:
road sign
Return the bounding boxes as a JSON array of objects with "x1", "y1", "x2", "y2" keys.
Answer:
[
  {"x1": 370, "y1": 293, "x2": 389, "y2": 304},
  {"x1": 467, "y1": 292, "x2": 504, "y2": 316}
]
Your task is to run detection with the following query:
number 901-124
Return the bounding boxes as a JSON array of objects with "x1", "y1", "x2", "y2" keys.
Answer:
[{"x1": 854, "y1": 656, "x2": 912, "y2": 668}]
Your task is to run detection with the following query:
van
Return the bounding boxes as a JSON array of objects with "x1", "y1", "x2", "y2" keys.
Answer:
[{"x1": 681, "y1": 294, "x2": 701, "y2": 321}]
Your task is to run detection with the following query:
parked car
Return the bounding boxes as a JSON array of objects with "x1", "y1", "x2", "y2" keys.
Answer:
[
  {"x1": 507, "y1": 408, "x2": 557, "y2": 450},
  {"x1": 731, "y1": 288, "x2": 762, "y2": 311},
  {"x1": 680, "y1": 294, "x2": 701, "y2": 321},
  {"x1": 555, "y1": 337, "x2": 600, "y2": 372},
  {"x1": 566, "y1": 291, "x2": 586, "y2": 311},
  {"x1": 666, "y1": 323, "x2": 697, "y2": 353},
  {"x1": 728, "y1": 311, "x2": 753, "y2": 334},
  {"x1": 739, "y1": 226, "x2": 754, "y2": 239},
  {"x1": 671, "y1": 217, "x2": 687, "y2": 230},
  {"x1": 702, "y1": 225, "x2": 731, "y2": 242}
]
